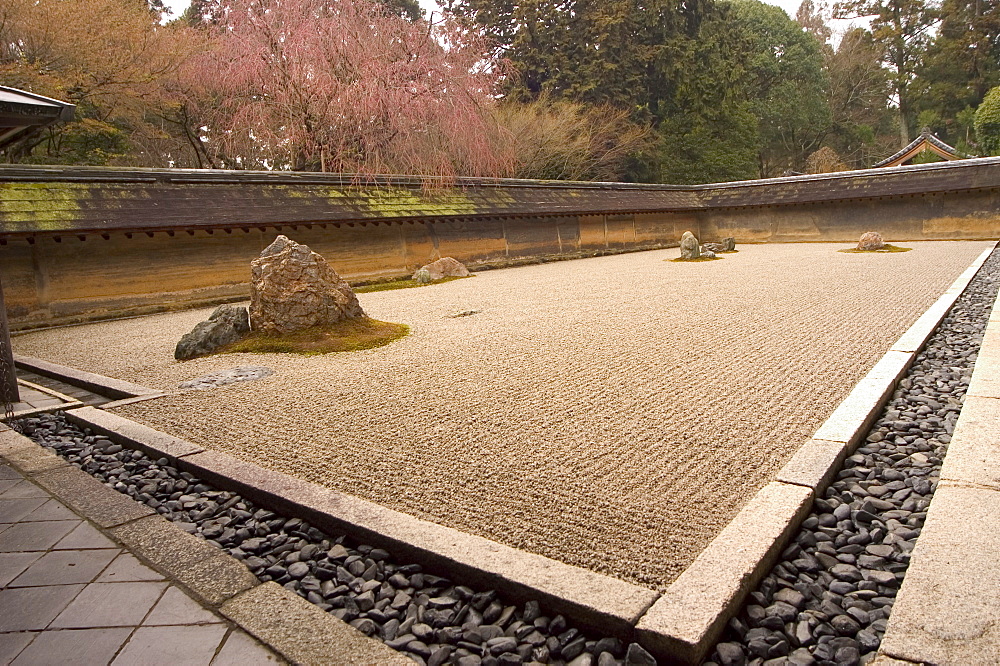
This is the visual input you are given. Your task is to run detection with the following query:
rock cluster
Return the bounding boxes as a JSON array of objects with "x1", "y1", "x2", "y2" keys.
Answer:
[
  {"x1": 24, "y1": 412, "x2": 658, "y2": 666},
  {"x1": 250, "y1": 236, "x2": 364, "y2": 334},
  {"x1": 704, "y1": 238, "x2": 736, "y2": 253},
  {"x1": 857, "y1": 232, "x2": 885, "y2": 251},
  {"x1": 679, "y1": 231, "x2": 700, "y2": 259},
  {"x1": 174, "y1": 304, "x2": 250, "y2": 360},
  {"x1": 414, "y1": 257, "x2": 471, "y2": 282},
  {"x1": 705, "y1": 249, "x2": 1000, "y2": 666}
]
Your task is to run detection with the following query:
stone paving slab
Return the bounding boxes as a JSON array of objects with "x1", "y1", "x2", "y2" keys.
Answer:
[
  {"x1": 0, "y1": 458, "x2": 282, "y2": 665},
  {"x1": 1, "y1": 427, "x2": 409, "y2": 665}
]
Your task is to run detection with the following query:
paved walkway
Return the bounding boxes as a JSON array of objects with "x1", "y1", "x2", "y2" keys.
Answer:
[{"x1": 0, "y1": 448, "x2": 281, "y2": 665}]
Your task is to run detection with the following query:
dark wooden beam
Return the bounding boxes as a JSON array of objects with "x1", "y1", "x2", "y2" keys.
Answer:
[{"x1": 0, "y1": 272, "x2": 19, "y2": 405}]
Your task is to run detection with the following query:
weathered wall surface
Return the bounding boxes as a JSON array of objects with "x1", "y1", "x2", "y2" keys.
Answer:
[
  {"x1": 2, "y1": 159, "x2": 1000, "y2": 328},
  {"x1": 700, "y1": 190, "x2": 1000, "y2": 243},
  {"x1": 1, "y1": 212, "x2": 694, "y2": 327}
]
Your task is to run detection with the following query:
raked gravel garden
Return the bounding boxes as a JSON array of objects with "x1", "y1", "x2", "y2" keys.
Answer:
[
  {"x1": 11, "y1": 241, "x2": 991, "y2": 592},
  {"x1": 9, "y1": 243, "x2": 1000, "y2": 666}
]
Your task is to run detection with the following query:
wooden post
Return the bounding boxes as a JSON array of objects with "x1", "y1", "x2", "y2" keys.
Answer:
[{"x1": 0, "y1": 272, "x2": 19, "y2": 404}]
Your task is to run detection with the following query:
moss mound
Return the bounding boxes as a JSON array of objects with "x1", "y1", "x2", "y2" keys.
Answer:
[
  {"x1": 668, "y1": 255, "x2": 724, "y2": 262},
  {"x1": 354, "y1": 275, "x2": 471, "y2": 293},
  {"x1": 220, "y1": 317, "x2": 409, "y2": 355},
  {"x1": 838, "y1": 245, "x2": 912, "y2": 254}
]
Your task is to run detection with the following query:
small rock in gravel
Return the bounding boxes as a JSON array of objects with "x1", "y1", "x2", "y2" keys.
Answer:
[
  {"x1": 716, "y1": 642, "x2": 746, "y2": 665},
  {"x1": 625, "y1": 642, "x2": 657, "y2": 665},
  {"x1": 287, "y1": 562, "x2": 310, "y2": 578}
]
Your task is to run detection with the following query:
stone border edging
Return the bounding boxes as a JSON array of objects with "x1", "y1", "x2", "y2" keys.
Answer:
[
  {"x1": 62, "y1": 406, "x2": 661, "y2": 641},
  {"x1": 10, "y1": 378, "x2": 83, "y2": 418},
  {"x1": 873, "y1": 269, "x2": 1000, "y2": 665},
  {"x1": 14, "y1": 354, "x2": 163, "y2": 401},
  {"x1": 0, "y1": 424, "x2": 411, "y2": 666},
  {"x1": 634, "y1": 243, "x2": 998, "y2": 664}
]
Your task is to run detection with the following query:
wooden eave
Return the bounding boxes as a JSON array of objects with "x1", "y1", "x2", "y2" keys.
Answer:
[{"x1": 873, "y1": 131, "x2": 970, "y2": 168}]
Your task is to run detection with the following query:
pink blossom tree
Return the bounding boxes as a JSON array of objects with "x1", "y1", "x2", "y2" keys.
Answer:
[{"x1": 183, "y1": 0, "x2": 513, "y2": 178}]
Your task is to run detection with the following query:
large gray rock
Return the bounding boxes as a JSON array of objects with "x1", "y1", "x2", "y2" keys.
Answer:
[
  {"x1": 250, "y1": 236, "x2": 364, "y2": 334},
  {"x1": 174, "y1": 304, "x2": 250, "y2": 360},
  {"x1": 413, "y1": 257, "x2": 471, "y2": 281},
  {"x1": 679, "y1": 231, "x2": 700, "y2": 259},
  {"x1": 857, "y1": 231, "x2": 885, "y2": 251}
]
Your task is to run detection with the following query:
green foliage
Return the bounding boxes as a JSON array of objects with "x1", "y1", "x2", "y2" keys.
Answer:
[
  {"x1": 727, "y1": 0, "x2": 831, "y2": 175},
  {"x1": 975, "y1": 86, "x2": 1000, "y2": 155},
  {"x1": 834, "y1": 0, "x2": 938, "y2": 146},
  {"x1": 915, "y1": 0, "x2": 1000, "y2": 145}
]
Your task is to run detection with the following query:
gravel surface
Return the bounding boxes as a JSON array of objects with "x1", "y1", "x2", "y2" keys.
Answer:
[
  {"x1": 704, "y1": 248, "x2": 1000, "y2": 666},
  {"x1": 20, "y1": 412, "x2": 655, "y2": 666},
  {"x1": 11, "y1": 242, "x2": 993, "y2": 590}
]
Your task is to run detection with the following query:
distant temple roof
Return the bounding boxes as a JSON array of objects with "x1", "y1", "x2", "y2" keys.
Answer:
[
  {"x1": 874, "y1": 128, "x2": 971, "y2": 168},
  {"x1": 0, "y1": 86, "x2": 76, "y2": 151}
]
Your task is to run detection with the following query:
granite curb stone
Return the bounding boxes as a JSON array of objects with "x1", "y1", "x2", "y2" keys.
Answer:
[
  {"x1": 776, "y1": 438, "x2": 848, "y2": 492},
  {"x1": 221, "y1": 581, "x2": 413, "y2": 666},
  {"x1": 937, "y1": 394, "x2": 1000, "y2": 490},
  {"x1": 965, "y1": 324, "x2": 1000, "y2": 398},
  {"x1": 144, "y1": 445, "x2": 659, "y2": 636},
  {"x1": 1, "y1": 442, "x2": 68, "y2": 475},
  {"x1": 21, "y1": 414, "x2": 644, "y2": 663},
  {"x1": 868, "y1": 656, "x2": 922, "y2": 666},
  {"x1": 812, "y1": 350, "x2": 913, "y2": 446},
  {"x1": 635, "y1": 482, "x2": 813, "y2": 663},
  {"x1": 65, "y1": 406, "x2": 203, "y2": 460},
  {"x1": 13, "y1": 354, "x2": 160, "y2": 400},
  {"x1": 704, "y1": 245, "x2": 1000, "y2": 665},
  {"x1": 875, "y1": 278, "x2": 1000, "y2": 665},
  {"x1": 109, "y1": 514, "x2": 239, "y2": 577},
  {"x1": 171, "y1": 551, "x2": 260, "y2": 606},
  {"x1": 878, "y1": 485, "x2": 1000, "y2": 664},
  {"x1": 32, "y1": 465, "x2": 155, "y2": 529}
]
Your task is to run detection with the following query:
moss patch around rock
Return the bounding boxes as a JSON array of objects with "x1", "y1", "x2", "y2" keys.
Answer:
[
  {"x1": 219, "y1": 317, "x2": 409, "y2": 355},
  {"x1": 838, "y1": 245, "x2": 912, "y2": 254},
  {"x1": 668, "y1": 256, "x2": 724, "y2": 262},
  {"x1": 353, "y1": 275, "x2": 471, "y2": 293}
]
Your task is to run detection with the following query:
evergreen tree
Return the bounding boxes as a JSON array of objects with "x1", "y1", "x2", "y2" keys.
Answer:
[
  {"x1": 974, "y1": 85, "x2": 1000, "y2": 154},
  {"x1": 916, "y1": 0, "x2": 1000, "y2": 147},
  {"x1": 729, "y1": 0, "x2": 831, "y2": 176},
  {"x1": 834, "y1": 0, "x2": 939, "y2": 147}
]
